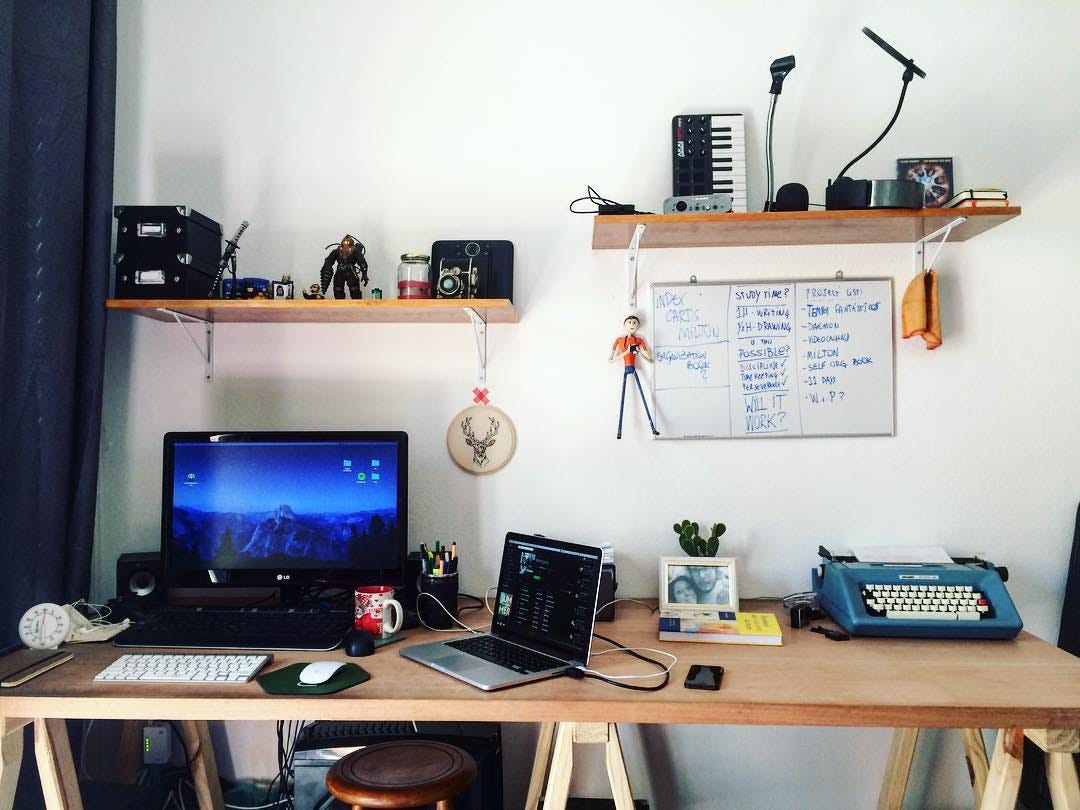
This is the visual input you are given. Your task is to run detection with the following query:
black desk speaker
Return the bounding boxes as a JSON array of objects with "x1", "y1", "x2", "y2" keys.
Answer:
[{"x1": 116, "y1": 552, "x2": 164, "y2": 608}]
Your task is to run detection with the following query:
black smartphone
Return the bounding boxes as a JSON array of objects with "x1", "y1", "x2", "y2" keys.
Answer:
[{"x1": 684, "y1": 664, "x2": 723, "y2": 691}]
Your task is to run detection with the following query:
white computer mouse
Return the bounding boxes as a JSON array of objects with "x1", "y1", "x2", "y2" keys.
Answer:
[{"x1": 297, "y1": 661, "x2": 347, "y2": 686}]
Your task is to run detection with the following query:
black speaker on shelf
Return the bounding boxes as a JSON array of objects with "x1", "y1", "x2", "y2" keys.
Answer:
[{"x1": 116, "y1": 552, "x2": 165, "y2": 608}]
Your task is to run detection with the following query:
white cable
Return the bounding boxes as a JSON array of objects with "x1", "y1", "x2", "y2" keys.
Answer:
[
  {"x1": 580, "y1": 645, "x2": 678, "y2": 680},
  {"x1": 484, "y1": 586, "x2": 497, "y2": 615},
  {"x1": 594, "y1": 597, "x2": 653, "y2": 616},
  {"x1": 225, "y1": 801, "x2": 290, "y2": 810},
  {"x1": 416, "y1": 591, "x2": 488, "y2": 634}
]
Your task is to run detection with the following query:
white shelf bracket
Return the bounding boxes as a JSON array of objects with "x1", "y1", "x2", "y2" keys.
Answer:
[
  {"x1": 464, "y1": 307, "x2": 487, "y2": 387},
  {"x1": 159, "y1": 308, "x2": 214, "y2": 382},
  {"x1": 913, "y1": 216, "x2": 966, "y2": 275},
  {"x1": 627, "y1": 223, "x2": 646, "y2": 311}
]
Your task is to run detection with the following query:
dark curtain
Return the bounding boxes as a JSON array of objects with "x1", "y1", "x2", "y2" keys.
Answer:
[{"x1": 0, "y1": 1, "x2": 117, "y2": 651}]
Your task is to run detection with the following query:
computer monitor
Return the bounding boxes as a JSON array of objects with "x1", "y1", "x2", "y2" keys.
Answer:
[{"x1": 161, "y1": 431, "x2": 407, "y2": 592}]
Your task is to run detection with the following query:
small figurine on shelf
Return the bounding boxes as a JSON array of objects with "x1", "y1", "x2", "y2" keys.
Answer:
[
  {"x1": 609, "y1": 314, "x2": 660, "y2": 439},
  {"x1": 302, "y1": 283, "x2": 324, "y2": 300},
  {"x1": 320, "y1": 234, "x2": 369, "y2": 299},
  {"x1": 271, "y1": 274, "x2": 295, "y2": 300}
]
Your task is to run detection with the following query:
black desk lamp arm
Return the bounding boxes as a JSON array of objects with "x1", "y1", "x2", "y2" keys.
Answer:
[{"x1": 832, "y1": 68, "x2": 913, "y2": 184}]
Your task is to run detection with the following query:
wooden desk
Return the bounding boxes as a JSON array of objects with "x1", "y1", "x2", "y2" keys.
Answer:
[{"x1": 2, "y1": 601, "x2": 1079, "y2": 809}]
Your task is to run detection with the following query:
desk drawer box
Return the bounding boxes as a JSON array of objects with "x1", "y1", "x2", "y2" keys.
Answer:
[
  {"x1": 114, "y1": 205, "x2": 222, "y2": 264},
  {"x1": 113, "y1": 252, "x2": 218, "y2": 299}
]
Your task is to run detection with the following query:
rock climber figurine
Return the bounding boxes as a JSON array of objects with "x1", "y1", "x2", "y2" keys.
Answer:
[
  {"x1": 609, "y1": 314, "x2": 660, "y2": 439},
  {"x1": 320, "y1": 234, "x2": 369, "y2": 299}
]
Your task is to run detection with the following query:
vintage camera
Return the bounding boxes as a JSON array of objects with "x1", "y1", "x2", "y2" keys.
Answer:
[
  {"x1": 434, "y1": 258, "x2": 479, "y2": 299},
  {"x1": 430, "y1": 240, "x2": 514, "y2": 301}
]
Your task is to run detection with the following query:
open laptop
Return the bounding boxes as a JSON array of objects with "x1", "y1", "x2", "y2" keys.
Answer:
[{"x1": 400, "y1": 533, "x2": 603, "y2": 691}]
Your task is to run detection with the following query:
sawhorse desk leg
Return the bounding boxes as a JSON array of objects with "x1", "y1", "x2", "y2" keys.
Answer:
[
  {"x1": 981, "y1": 729, "x2": 1080, "y2": 810},
  {"x1": 879, "y1": 728, "x2": 991, "y2": 810},
  {"x1": 525, "y1": 722, "x2": 636, "y2": 810},
  {"x1": 0, "y1": 718, "x2": 224, "y2": 810},
  {"x1": 1, "y1": 719, "x2": 30, "y2": 810}
]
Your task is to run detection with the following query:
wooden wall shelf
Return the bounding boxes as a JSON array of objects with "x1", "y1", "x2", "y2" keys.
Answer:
[
  {"x1": 106, "y1": 298, "x2": 519, "y2": 324},
  {"x1": 591, "y1": 206, "x2": 1021, "y2": 249}
]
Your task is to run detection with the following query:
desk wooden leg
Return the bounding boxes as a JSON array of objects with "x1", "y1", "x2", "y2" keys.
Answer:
[
  {"x1": 1025, "y1": 729, "x2": 1080, "y2": 809},
  {"x1": 525, "y1": 722, "x2": 556, "y2": 810},
  {"x1": 1, "y1": 719, "x2": 31, "y2": 810},
  {"x1": 960, "y1": 728, "x2": 990, "y2": 806},
  {"x1": 980, "y1": 728, "x2": 1025, "y2": 810},
  {"x1": 600, "y1": 724, "x2": 635, "y2": 810},
  {"x1": 179, "y1": 720, "x2": 224, "y2": 810},
  {"x1": 33, "y1": 719, "x2": 83, "y2": 810},
  {"x1": 877, "y1": 727, "x2": 919, "y2": 810},
  {"x1": 543, "y1": 722, "x2": 576, "y2": 810}
]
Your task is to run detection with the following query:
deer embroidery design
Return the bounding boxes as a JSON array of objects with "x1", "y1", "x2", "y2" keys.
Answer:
[{"x1": 461, "y1": 416, "x2": 499, "y2": 468}]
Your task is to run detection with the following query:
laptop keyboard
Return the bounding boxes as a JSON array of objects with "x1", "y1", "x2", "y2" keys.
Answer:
[
  {"x1": 114, "y1": 607, "x2": 353, "y2": 651},
  {"x1": 446, "y1": 635, "x2": 567, "y2": 674}
]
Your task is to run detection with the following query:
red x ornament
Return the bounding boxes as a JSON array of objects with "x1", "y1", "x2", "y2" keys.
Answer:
[{"x1": 472, "y1": 387, "x2": 490, "y2": 405}]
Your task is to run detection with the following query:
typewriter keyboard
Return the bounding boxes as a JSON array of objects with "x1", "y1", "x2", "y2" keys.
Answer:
[{"x1": 862, "y1": 584, "x2": 990, "y2": 621}]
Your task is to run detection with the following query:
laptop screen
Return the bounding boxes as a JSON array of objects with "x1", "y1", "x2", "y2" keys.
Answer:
[{"x1": 491, "y1": 533, "x2": 603, "y2": 663}]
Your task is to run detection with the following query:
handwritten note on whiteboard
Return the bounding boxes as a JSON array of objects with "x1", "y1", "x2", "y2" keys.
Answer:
[{"x1": 651, "y1": 279, "x2": 893, "y2": 438}]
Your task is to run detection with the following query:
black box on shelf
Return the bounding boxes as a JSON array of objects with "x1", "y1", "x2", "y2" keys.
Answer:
[
  {"x1": 114, "y1": 205, "x2": 222, "y2": 261},
  {"x1": 113, "y1": 205, "x2": 222, "y2": 300},
  {"x1": 113, "y1": 252, "x2": 218, "y2": 299}
]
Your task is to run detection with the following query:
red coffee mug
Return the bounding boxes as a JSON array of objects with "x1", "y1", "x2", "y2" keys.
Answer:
[{"x1": 354, "y1": 585, "x2": 404, "y2": 638}]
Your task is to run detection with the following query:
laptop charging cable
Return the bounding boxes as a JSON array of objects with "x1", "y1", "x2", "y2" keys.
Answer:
[{"x1": 569, "y1": 632, "x2": 676, "y2": 692}]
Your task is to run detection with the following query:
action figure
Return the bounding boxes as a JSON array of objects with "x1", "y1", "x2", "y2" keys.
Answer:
[
  {"x1": 320, "y1": 234, "x2": 369, "y2": 299},
  {"x1": 302, "y1": 283, "x2": 324, "y2": 300},
  {"x1": 609, "y1": 314, "x2": 659, "y2": 439}
]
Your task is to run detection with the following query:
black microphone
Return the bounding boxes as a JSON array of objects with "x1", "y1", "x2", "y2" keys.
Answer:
[
  {"x1": 219, "y1": 220, "x2": 249, "y2": 270},
  {"x1": 769, "y1": 55, "x2": 796, "y2": 95}
]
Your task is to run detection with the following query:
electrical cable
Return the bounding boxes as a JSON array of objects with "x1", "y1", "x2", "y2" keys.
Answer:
[
  {"x1": 572, "y1": 631, "x2": 674, "y2": 691},
  {"x1": 834, "y1": 74, "x2": 912, "y2": 183},
  {"x1": 415, "y1": 590, "x2": 491, "y2": 634},
  {"x1": 764, "y1": 93, "x2": 778, "y2": 211},
  {"x1": 568, "y1": 185, "x2": 653, "y2": 215}
]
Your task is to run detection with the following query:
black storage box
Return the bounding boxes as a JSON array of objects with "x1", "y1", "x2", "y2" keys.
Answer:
[
  {"x1": 113, "y1": 205, "x2": 222, "y2": 299},
  {"x1": 113, "y1": 252, "x2": 218, "y2": 299},
  {"x1": 114, "y1": 205, "x2": 222, "y2": 262}
]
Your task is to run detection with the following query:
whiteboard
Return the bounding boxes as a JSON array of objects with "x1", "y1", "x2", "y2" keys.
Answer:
[{"x1": 650, "y1": 279, "x2": 894, "y2": 438}]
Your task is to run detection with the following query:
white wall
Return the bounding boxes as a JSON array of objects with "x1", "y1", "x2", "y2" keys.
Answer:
[{"x1": 101, "y1": 1, "x2": 1080, "y2": 807}]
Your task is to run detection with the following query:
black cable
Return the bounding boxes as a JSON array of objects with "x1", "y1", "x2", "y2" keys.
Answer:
[
  {"x1": 764, "y1": 94, "x2": 778, "y2": 211},
  {"x1": 571, "y1": 631, "x2": 671, "y2": 692},
  {"x1": 457, "y1": 592, "x2": 486, "y2": 613},
  {"x1": 834, "y1": 73, "x2": 912, "y2": 183}
]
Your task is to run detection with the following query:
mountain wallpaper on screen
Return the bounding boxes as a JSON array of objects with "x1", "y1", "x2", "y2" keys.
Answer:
[{"x1": 170, "y1": 503, "x2": 399, "y2": 570}]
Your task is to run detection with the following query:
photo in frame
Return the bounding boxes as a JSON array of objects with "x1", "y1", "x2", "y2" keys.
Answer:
[{"x1": 660, "y1": 556, "x2": 738, "y2": 613}]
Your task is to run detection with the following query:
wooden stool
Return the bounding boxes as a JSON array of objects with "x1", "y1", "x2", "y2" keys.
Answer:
[{"x1": 326, "y1": 739, "x2": 477, "y2": 810}]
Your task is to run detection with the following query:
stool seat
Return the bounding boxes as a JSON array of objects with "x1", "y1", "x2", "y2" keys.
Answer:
[{"x1": 326, "y1": 739, "x2": 477, "y2": 809}]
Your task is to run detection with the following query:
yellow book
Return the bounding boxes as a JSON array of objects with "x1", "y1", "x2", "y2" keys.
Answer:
[{"x1": 658, "y1": 611, "x2": 783, "y2": 646}]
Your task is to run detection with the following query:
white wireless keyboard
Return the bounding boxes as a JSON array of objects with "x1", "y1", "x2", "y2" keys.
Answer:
[{"x1": 94, "y1": 653, "x2": 271, "y2": 684}]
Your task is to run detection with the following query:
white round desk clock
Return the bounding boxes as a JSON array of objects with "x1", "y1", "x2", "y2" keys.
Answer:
[{"x1": 18, "y1": 603, "x2": 71, "y2": 650}]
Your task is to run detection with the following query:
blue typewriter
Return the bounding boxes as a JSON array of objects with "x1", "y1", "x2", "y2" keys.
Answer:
[{"x1": 812, "y1": 547, "x2": 1023, "y2": 639}]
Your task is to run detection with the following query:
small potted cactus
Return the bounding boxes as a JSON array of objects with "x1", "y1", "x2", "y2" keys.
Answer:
[{"x1": 673, "y1": 520, "x2": 726, "y2": 557}]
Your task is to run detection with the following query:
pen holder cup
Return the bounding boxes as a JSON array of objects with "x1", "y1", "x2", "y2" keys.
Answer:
[{"x1": 418, "y1": 573, "x2": 459, "y2": 630}]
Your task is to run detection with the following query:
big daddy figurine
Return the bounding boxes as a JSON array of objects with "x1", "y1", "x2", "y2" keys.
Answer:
[
  {"x1": 609, "y1": 314, "x2": 660, "y2": 439},
  {"x1": 320, "y1": 234, "x2": 369, "y2": 299}
]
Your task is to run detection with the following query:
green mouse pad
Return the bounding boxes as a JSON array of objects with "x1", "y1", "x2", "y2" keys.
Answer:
[{"x1": 256, "y1": 662, "x2": 370, "y2": 696}]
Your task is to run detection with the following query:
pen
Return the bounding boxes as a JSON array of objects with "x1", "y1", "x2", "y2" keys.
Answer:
[{"x1": 451, "y1": 542, "x2": 457, "y2": 560}]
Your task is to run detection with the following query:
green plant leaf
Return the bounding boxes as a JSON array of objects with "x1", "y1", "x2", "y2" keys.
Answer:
[
  {"x1": 691, "y1": 522, "x2": 699, "y2": 535},
  {"x1": 705, "y1": 535, "x2": 720, "y2": 557},
  {"x1": 679, "y1": 536, "x2": 696, "y2": 556},
  {"x1": 710, "y1": 523, "x2": 726, "y2": 539},
  {"x1": 673, "y1": 523, "x2": 682, "y2": 535}
]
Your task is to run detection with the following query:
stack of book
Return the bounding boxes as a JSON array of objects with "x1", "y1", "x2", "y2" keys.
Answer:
[
  {"x1": 944, "y1": 188, "x2": 1009, "y2": 208},
  {"x1": 658, "y1": 609, "x2": 783, "y2": 645}
]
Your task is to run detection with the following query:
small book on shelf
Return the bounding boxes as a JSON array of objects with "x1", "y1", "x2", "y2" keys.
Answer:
[
  {"x1": 944, "y1": 188, "x2": 1009, "y2": 208},
  {"x1": 658, "y1": 610, "x2": 783, "y2": 646}
]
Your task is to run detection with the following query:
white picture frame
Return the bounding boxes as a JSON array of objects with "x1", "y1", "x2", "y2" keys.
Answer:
[{"x1": 659, "y1": 556, "x2": 738, "y2": 612}]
